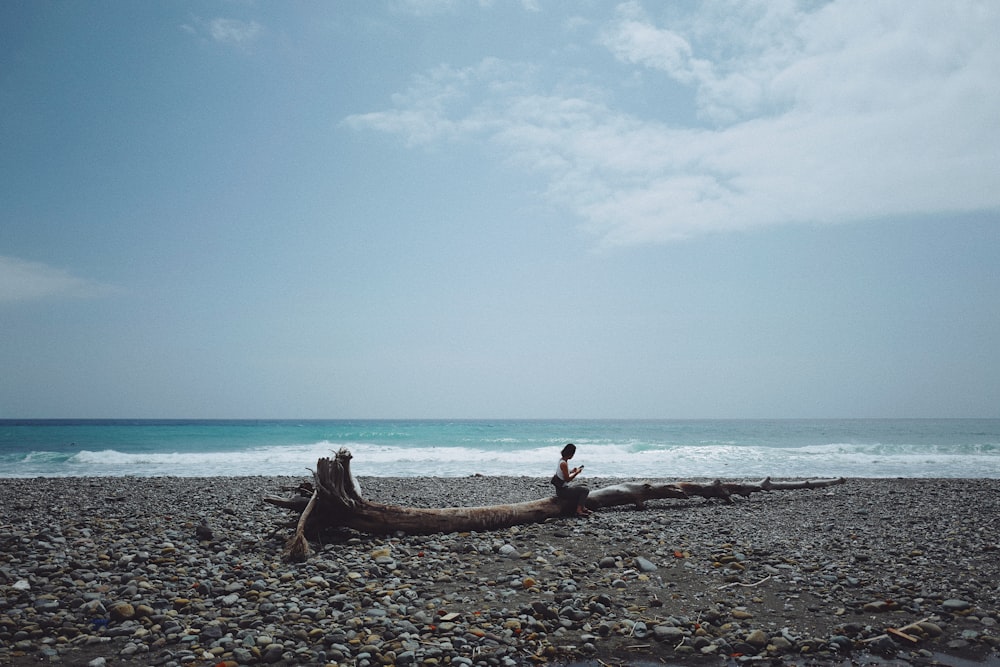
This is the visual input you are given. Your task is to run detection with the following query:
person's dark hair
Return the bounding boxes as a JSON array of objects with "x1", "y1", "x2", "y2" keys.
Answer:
[{"x1": 561, "y1": 443, "x2": 576, "y2": 458}]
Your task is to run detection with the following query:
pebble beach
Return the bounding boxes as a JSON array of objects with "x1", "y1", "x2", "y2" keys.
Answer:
[{"x1": 1, "y1": 475, "x2": 998, "y2": 667}]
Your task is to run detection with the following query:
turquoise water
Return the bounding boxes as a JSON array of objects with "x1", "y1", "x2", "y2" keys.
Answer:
[{"x1": 0, "y1": 419, "x2": 998, "y2": 478}]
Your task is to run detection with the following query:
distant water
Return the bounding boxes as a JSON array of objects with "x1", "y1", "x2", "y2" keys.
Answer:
[{"x1": 0, "y1": 419, "x2": 998, "y2": 479}]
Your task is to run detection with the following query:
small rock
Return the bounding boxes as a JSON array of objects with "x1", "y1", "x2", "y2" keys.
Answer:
[
  {"x1": 635, "y1": 556, "x2": 657, "y2": 572},
  {"x1": 654, "y1": 625, "x2": 685, "y2": 642},
  {"x1": 869, "y1": 635, "x2": 898, "y2": 656},
  {"x1": 942, "y1": 599, "x2": 972, "y2": 612},
  {"x1": 109, "y1": 603, "x2": 135, "y2": 621},
  {"x1": 195, "y1": 522, "x2": 213, "y2": 541},
  {"x1": 33, "y1": 598, "x2": 60, "y2": 612},
  {"x1": 917, "y1": 621, "x2": 943, "y2": 636},
  {"x1": 263, "y1": 643, "x2": 284, "y2": 663}
]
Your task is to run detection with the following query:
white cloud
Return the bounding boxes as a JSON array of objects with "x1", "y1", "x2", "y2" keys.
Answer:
[
  {"x1": 602, "y1": 2, "x2": 701, "y2": 85},
  {"x1": 346, "y1": 0, "x2": 1000, "y2": 245},
  {"x1": 182, "y1": 17, "x2": 263, "y2": 49},
  {"x1": 0, "y1": 256, "x2": 120, "y2": 303},
  {"x1": 208, "y1": 18, "x2": 262, "y2": 46}
]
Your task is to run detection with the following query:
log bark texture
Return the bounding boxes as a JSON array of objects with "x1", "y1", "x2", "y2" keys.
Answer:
[{"x1": 263, "y1": 448, "x2": 846, "y2": 561}]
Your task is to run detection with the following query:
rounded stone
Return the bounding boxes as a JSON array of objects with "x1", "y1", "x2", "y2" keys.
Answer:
[{"x1": 109, "y1": 603, "x2": 135, "y2": 621}]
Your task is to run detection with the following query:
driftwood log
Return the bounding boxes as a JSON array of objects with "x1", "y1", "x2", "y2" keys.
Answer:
[{"x1": 263, "y1": 448, "x2": 846, "y2": 561}]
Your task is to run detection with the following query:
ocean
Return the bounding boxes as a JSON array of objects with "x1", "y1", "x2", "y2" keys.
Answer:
[{"x1": 1, "y1": 419, "x2": 998, "y2": 480}]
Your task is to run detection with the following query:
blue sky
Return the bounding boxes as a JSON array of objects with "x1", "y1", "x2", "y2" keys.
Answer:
[{"x1": 2, "y1": 0, "x2": 998, "y2": 419}]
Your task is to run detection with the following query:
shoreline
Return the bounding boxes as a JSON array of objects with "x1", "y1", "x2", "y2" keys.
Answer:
[{"x1": 1, "y1": 476, "x2": 998, "y2": 666}]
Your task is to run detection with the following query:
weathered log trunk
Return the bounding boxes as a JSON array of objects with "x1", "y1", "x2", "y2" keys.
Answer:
[{"x1": 263, "y1": 448, "x2": 846, "y2": 561}]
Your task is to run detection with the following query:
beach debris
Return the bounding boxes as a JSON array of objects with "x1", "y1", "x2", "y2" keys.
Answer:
[
  {"x1": 861, "y1": 617, "x2": 937, "y2": 648},
  {"x1": 887, "y1": 627, "x2": 920, "y2": 643},
  {"x1": 264, "y1": 447, "x2": 847, "y2": 561}
]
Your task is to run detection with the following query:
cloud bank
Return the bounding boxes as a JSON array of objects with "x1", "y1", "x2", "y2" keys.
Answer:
[{"x1": 346, "y1": 0, "x2": 1000, "y2": 245}]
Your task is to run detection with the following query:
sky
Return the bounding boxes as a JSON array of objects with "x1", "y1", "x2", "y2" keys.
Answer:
[{"x1": 1, "y1": 0, "x2": 999, "y2": 419}]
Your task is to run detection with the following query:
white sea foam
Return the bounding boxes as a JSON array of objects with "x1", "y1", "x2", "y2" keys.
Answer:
[
  {"x1": 2, "y1": 419, "x2": 998, "y2": 478},
  {"x1": 1, "y1": 440, "x2": 987, "y2": 478}
]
